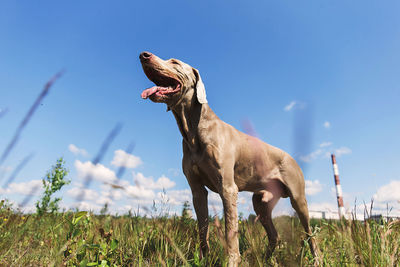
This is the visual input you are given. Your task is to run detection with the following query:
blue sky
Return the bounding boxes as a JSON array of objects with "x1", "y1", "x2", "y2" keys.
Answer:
[{"x1": 0, "y1": 1, "x2": 399, "y2": 217}]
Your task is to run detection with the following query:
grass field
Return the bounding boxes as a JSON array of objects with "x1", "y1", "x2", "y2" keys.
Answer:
[{"x1": 0, "y1": 200, "x2": 399, "y2": 266}]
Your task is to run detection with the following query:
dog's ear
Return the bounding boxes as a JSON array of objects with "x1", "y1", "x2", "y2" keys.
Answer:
[{"x1": 193, "y1": 68, "x2": 208, "y2": 104}]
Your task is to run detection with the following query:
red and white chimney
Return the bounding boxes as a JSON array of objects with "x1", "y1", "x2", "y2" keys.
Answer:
[{"x1": 331, "y1": 154, "x2": 345, "y2": 218}]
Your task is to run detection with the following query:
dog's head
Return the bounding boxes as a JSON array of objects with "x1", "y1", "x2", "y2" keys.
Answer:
[{"x1": 139, "y1": 52, "x2": 207, "y2": 107}]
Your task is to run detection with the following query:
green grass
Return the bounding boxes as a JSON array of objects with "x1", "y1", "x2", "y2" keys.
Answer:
[{"x1": 0, "y1": 201, "x2": 399, "y2": 266}]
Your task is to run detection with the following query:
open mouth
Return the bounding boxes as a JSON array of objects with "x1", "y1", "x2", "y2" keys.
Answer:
[{"x1": 141, "y1": 67, "x2": 181, "y2": 100}]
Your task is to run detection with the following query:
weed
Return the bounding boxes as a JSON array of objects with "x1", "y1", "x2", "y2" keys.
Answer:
[{"x1": 0, "y1": 205, "x2": 398, "y2": 266}]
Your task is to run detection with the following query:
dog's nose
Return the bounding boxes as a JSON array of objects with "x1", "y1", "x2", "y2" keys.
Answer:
[{"x1": 140, "y1": 51, "x2": 153, "y2": 61}]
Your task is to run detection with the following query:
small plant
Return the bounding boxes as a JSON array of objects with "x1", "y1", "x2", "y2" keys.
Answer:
[
  {"x1": 36, "y1": 157, "x2": 70, "y2": 215},
  {"x1": 181, "y1": 201, "x2": 191, "y2": 219},
  {"x1": 100, "y1": 203, "x2": 109, "y2": 216}
]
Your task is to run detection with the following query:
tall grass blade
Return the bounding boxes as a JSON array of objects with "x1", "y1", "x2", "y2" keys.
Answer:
[{"x1": 0, "y1": 70, "x2": 64, "y2": 167}]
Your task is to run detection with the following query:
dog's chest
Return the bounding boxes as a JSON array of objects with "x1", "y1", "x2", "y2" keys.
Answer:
[{"x1": 190, "y1": 163, "x2": 219, "y2": 193}]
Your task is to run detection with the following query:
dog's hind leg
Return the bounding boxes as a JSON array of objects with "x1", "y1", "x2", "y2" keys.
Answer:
[
  {"x1": 289, "y1": 193, "x2": 319, "y2": 262},
  {"x1": 252, "y1": 183, "x2": 281, "y2": 261},
  {"x1": 281, "y1": 156, "x2": 319, "y2": 264}
]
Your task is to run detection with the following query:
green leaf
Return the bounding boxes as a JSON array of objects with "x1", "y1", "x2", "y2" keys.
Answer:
[
  {"x1": 79, "y1": 259, "x2": 88, "y2": 267},
  {"x1": 76, "y1": 211, "x2": 88, "y2": 219},
  {"x1": 36, "y1": 157, "x2": 69, "y2": 215},
  {"x1": 87, "y1": 244, "x2": 100, "y2": 250},
  {"x1": 73, "y1": 211, "x2": 88, "y2": 225},
  {"x1": 110, "y1": 239, "x2": 118, "y2": 251},
  {"x1": 72, "y1": 228, "x2": 82, "y2": 238},
  {"x1": 87, "y1": 262, "x2": 98, "y2": 266},
  {"x1": 100, "y1": 242, "x2": 107, "y2": 252}
]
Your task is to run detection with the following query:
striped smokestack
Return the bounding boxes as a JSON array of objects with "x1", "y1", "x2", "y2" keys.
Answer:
[{"x1": 331, "y1": 154, "x2": 345, "y2": 218}]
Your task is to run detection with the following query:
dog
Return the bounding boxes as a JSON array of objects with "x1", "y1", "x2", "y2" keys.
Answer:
[{"x1": 139, "y1": 51, "x2": 318, "y2": 266}]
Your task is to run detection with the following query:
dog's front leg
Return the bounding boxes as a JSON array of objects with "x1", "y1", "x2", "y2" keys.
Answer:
[
  {"x1": 191, "y1": 185, "x2": 209, "y2": 258},
  {"x1": 220, "y1": 178, "x2": 240, "y2": 267}
]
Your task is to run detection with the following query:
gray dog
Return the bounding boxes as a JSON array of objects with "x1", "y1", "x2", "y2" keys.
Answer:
[{"x1": 139, "y1": 52, "x2": 318, "y2": 266}]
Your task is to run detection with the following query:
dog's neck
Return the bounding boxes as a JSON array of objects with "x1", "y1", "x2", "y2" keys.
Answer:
[{"x1": 171, "y1": 90, "x2": 218, "y2": 151}]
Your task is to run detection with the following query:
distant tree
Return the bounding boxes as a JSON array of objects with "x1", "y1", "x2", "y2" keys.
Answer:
[
  {"x1": 36, "y1": 157, "x2": 70, "y2": 215},
  {"x1": 181, "y1": 200, "x2": 192, "y2": 219},
  {"x1": 100, "y1": 203, "x2": 109, "y2": 215}
]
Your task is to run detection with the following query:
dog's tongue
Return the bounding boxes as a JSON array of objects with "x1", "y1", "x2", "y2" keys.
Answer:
[{"x1": 141, "y1": 86, "x2": 163, "y2": 99}]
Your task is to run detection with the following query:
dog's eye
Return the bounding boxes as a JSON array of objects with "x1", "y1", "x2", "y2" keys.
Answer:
[{"x1": 170, "y1": 60, "x2": 180, "y2": 65}]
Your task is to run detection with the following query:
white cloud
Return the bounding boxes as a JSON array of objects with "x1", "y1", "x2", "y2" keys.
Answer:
[
  {"x1": 305, "y1": 180, "x2": 323, "y2": 196},
  {"x1": 72, "y1": 201, "x2": 102, "y2": 212},
  {"x1": 111, "y1": 149, "x2": 142, "y2": 169},
  {"x1": 100, "y1": 185, "x2": 123, "y2": 201},
  {"x1": 156, "y1": 175, "x2": 176, "y2": 189},
  {"x1": 95, "y1": 195, "x2": 114, "y2": 205},
  {"x1": 284, "y1": 100, "x2": 307, "y2": 112},
  {"x1": 284, "y1": 101, "x2": 296, "y2": 111},
  {"x1": 67, "y1": 187, "x2": 99, "y2": 201},
  {"x1": 299, "y1": 149, "x2": 323, "y2": 163},
  {"x1": 133, "y1": 172, "x2": 175, "y2": 190},
  {"x1": 68, "y1": 144, "x2": 88, "y2": 157},
  {"x1": 20, "y1": 204, "x2": 37, "y2": 214},
  {"x1": 75, "y1": 160, "x2": 117, "y2": 183},
  {"x1": 117, "y1": 205, "x2": 136, "y2": 214},
  {"x1": 208, "y1": 191, "x2": 224, "y2": 215},
  {"x1": 272, "y1": 199, "x2": 293, "y2": 217},
  {"x1": 323, "y1": 121, "x2": 331, "y2": 129},
  {"x1": 208, "y1": 191, "x2": 223, "y2": 205},
  {"x1": 69, "y1": 172, "x2": 157, "y2": 201},
  {"x1": 156, "y1": 189, "x2": 192, "y2": 206},
  {"x1": 300, "y1": 145, "x2": 351, "y2": 163},
  {"x1": 0, "y1": 179, "x2": 43, "y2": 195},
  {"x1": 319, "y1": 142, "x2": 332, "y2": 148},
  {"x1": 373, "y1": 180, "x2": 400, "y2": 203},
  {"x1": 238, "y1": 191, "x2": 252, "y2": 205},
  {"x1": 334, "y1": 147, "x2": 352, "y2": 157},
  {"x1": 66, "y1": 181, "x2": 156, "y2": 212},
  {"x1": 125, "y1": 185, "x2": 155, "y2": 199}
]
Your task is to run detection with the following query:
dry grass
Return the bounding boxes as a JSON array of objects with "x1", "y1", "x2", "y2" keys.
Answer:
[{"x1": 0, "y1": 200, "x2": 399, "y2": 266}]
